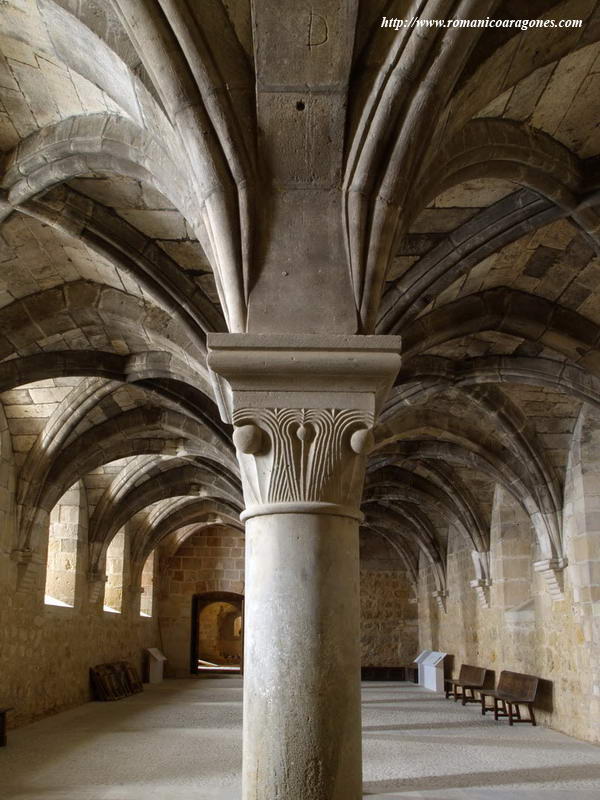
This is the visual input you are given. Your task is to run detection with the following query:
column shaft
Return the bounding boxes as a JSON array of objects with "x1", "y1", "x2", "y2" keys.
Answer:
[{"x1": 242, "y1": 512, "x2": 362, "y2": 800}]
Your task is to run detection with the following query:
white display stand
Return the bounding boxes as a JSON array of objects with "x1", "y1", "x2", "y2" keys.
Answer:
[
  {"x1": 422, "y1": 651, "x2": 447, "y2": 692},
  {"x1": 413, "y1": 650, "x2": 432, "y2": 686},
  {"x1": 146, "y1": 648, "x2": 167, "y2": 683}
]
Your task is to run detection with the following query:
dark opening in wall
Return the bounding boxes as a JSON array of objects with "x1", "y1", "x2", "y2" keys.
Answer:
[{"x1": 191, "y1": 591, "x2": 244, "y2": 674}]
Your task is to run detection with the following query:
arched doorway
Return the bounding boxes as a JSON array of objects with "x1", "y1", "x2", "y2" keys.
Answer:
[{"x1": 191, "y1": 592, "x2": 244, "y2": 674}]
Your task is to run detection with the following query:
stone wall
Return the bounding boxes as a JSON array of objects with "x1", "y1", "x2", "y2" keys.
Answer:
[
  {"x1": 419, "y1": 480, "x2": 598, "y2": 742},
  {"x1": 3, "y1": 517, "x2": 419, "y2": 726},
  {"x1": 561, "y1": 404, "x2": 600, "y2": 741},
  {"x1": 44, "y1": 483, "x2": 85, "y2": 606},
  {"x1": 1, "y1": 459, "x2": 161, "y2": 728},
  {"x1": 0, "y1": 584, "x2": 159, "y2": 728},
  {"x1": 158, "y1": 526, "x2": 418, "y2": 675},
  {"x1": 360, "y1": 531, "x2": 419, "y2": 666},
  {"x1": 104, "y1": 529, "x2": 127, "y2": 613},
  {"x1": 360, "y1": 569, "x2": 418, "y2": 666},
  {"x1": 157, "y1": 525, "x2": 245, "y2": 677}
]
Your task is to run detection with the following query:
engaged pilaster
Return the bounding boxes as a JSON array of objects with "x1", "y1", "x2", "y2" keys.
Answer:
[
  {"x1": 470, "y1": 550, "x2": 492, "y2": 609},
  {"x1": 533, "y1": 557, "x2": 567, "y2": 600}
]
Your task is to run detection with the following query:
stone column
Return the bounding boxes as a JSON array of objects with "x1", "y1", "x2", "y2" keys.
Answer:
[{"x1": 208, "y1": 334, "x2": 401, "y2": 800}]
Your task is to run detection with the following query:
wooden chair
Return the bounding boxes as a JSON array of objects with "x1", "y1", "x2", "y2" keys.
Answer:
[
  {"x1": 445, "y1": 664, "x2": 486, "y2": 705},
  {"x1": 480, "y1": 670, "x2": 539, "y2": 725}
]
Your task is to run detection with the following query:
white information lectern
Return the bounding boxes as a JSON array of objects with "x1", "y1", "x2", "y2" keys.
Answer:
[
  {"x1": 413, "y1": 650, "x2": 432, "y2": 686},
  {"x1": 146, "y1": 647, "x2": 167, "y2": 683},
  {"x1": 422, "y1": 651, "x2": 447, "y2": 692}
]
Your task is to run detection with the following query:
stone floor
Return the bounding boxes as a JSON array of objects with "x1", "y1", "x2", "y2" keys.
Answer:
[{"x1": 2, "y1": 679, "x2": 600, "y2": 799}]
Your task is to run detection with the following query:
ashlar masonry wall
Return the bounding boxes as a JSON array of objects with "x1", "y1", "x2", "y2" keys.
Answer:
[
  {"x1": 158, "y1": 525, "x2": 245, "y2": 677},
  {"x1": 360, "y1": 532, "x2": 419, "y2": 666},
  {"x1": 1, "y1": 533, "x2": 160, "y2": 728},
  {"x1": 0, "y1": 594, "x2": 160, "y2": 727},
  {"x1": 159, "y1": 526, "x2": 419, "y2": 676},
  {"x1": 419, "y1": 469, "x2": 599, "y2": 742},
  {"x1": 1, "y1": 445, "x2": 160, "y2": 727}
]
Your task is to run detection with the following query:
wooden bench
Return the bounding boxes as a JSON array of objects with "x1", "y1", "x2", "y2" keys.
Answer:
[
  {"x1": 445, "y1": 664, "x2": 486, "y2": 705},
  {"x1": 1, "y1": 707, "x2": 14, "y2": 746},
  {"x1": 361, "y1": 666, "x2": 406, "y2": 681},
  {"x1": 480, "y1": 670, "x2": 539, "y2": 725}
]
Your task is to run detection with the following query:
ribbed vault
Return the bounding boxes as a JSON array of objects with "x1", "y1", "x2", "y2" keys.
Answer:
[{"x1": 1, "y1": 0, "x2": 600, "y2": 615}]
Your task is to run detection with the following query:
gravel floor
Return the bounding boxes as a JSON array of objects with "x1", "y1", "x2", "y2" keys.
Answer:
[{"x1": 2, "y1": 678, "x2": 600, "y2": 799}]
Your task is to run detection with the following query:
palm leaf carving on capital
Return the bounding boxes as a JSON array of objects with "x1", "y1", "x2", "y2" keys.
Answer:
[{"x1": 232, "y1": 408, "x2": 374, "y2": 507}]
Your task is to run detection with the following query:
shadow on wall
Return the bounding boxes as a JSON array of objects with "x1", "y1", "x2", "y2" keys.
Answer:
[{"x1": 537, "y1": 678, "x2": 554, "y2": 713}]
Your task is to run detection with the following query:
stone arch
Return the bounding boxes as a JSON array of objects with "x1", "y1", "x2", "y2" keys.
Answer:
[
  {"x1": 88, "y1": 462, "x2": 242, "y2": 551},
  {"x1": 25, "y1": 406, "x2": 235, "y2": 511},
  {"x1": 401, "y1": 288, "x2": 600, "y2": 369},
  {"x1": 418, "y1": 119, "x2": 582, "y2": 218},
  {"x1": 373, "y1": 434, "x2": 561, "y2": 567},
  {"x1": 133, "y1": 500, "x2": 243, "y2": 574},
  {"x1": 375, "y1": 404, "x2": 562, "y2": 556},
  {"x1": 0, "y1": 282, "x2": 208, "y2": 366},
  {"x1": 0, "y1": 351, "x2": 223, "y2": 445},
  {"x1": 365, "y1": 472, "x2": 485, "y2": 554},
  {"x1": 2, "y1": 113, "x2": 186, "y2": 214},
  {"x1": 15, "y1": 406, "x2": 237, "y2": 581},
  {"x1": 388, "y1": 356, "x2": 600, "y2": 412},
  {"x1": 377, "y1": 187, "x2": 566, "y2": 333},
  {"x1": 93, "y1": 475, "x2": 241, "y2": 559},
  {"x1": 20, "y1": 190, "x2": 225, "y2": 336},
  {"x1": 364, "y1": 504, "x2": 446, "y2": 600}
]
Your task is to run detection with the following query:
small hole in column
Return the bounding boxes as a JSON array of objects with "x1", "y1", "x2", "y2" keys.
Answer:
[{"x1": 296, "y1": 101, "x2": 305, "y2": 111}]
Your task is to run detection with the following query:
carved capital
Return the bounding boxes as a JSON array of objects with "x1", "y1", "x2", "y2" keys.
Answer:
[
  {"x1": 533, "y1": 557, "x2": 567, "y2": 600},
  {"x1": 432, "y1": 590, "x2": 447, "y2": 612},
  {"x1": 87, "y1": 570, "x2": 108, "y2": 604},
  {"x1": 12, "y1": 548, "x2": 43, "y2": 593},
  {"x1": 471, "y1": 551, "x2": 491, "y2": 608},
  {"x1": 207, "y1": 334, "x2": 402, "y2": 519},
  {"x1": 471, "y1": 550, "x2": 490, "y2": 581},
  {"x1": 233, "y1": 407, "x2": 374, "y2": 519},
  {"x1": 470, "y1": 579, "x2": 491, "y2": 609}
]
